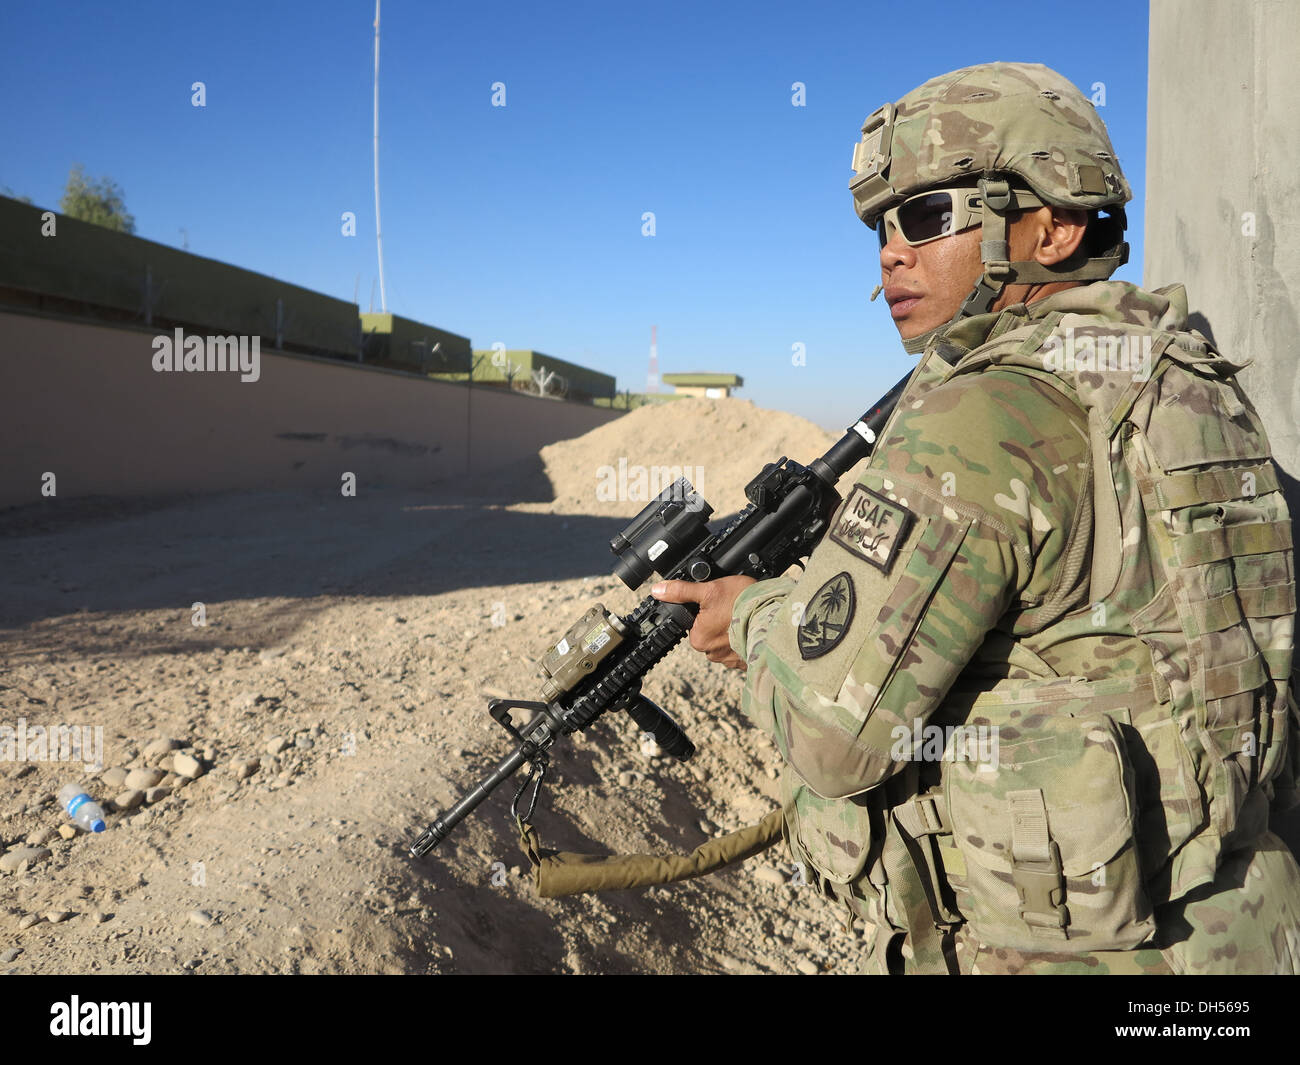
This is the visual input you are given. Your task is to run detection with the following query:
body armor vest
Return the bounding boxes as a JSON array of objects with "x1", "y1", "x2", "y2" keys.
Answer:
[{"x1": 797, "y1": 285, "x2": 1299, "y2": 954}]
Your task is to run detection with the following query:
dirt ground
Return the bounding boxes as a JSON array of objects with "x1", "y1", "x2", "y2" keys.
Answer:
[{"x1": 0, "y1": 397, "x2": 877, "y2": 974}]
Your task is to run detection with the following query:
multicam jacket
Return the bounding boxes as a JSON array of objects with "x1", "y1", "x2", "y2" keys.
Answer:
[{"x1": 730, "y1": 280, "x2": 1300, "y2": 974}]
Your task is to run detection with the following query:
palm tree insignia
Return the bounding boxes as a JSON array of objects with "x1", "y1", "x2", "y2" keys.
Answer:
[{"x1": 798, "y1": 572, "x2": 856, "y2": 660}]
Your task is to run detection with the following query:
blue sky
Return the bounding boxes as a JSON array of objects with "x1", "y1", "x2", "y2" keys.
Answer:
[{"x1": 0, "y1": 0, "x2": 1149, "y2": 430}]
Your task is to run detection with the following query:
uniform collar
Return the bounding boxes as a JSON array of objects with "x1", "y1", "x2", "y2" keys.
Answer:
[{"x1": 924, "y1": 280, "x2": 1192, "y2": 363}]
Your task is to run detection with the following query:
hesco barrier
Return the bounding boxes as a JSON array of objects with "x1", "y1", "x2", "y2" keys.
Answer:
[
  {"x1": 437, "y1": 349, "x2": 616, "y2": 402},
  {"x1": 359, "y1": 312, "x2": 471, "y2": 374},
  {"x1": 0, "y1": 196, "x2": 360, "y2": 358}
]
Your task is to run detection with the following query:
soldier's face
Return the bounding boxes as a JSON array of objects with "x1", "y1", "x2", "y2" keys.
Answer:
[
  {"x1": 879, "y1": 220, "x2": 989, "y2": 339},
  {"x1": 879, "y1": 204, "x2": 1084, "y2": 340}
]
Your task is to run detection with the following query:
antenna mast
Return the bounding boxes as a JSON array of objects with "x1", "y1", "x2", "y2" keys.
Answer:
[
  {"x1": 372, "y1": 0, "x2": 388, "y2": 312},
  {"x1": 647, "y1": 324, "x2": 659, "y2": 393}
]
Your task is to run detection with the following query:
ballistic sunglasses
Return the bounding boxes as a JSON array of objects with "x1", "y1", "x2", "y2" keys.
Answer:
[{"x1": 875, "y1": 185, "x2": 1043, "y2": 248}]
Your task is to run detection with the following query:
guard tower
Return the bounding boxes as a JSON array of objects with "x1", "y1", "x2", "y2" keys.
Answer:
[{"x1": 661, "y1": 372, "x2": 743, "y2": 398}]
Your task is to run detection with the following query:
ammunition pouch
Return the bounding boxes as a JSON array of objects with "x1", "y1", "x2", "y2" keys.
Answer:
[{"x1": 937, "y1": 678, "x2": 1158, "y2": 951}]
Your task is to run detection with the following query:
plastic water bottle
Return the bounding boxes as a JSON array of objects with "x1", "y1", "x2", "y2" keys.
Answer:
[{"x1": 58, "y1": 784, "x2": 107, "y2": 833}]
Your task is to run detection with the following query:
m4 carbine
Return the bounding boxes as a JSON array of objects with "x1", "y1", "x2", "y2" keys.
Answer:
[{"x1": 408, "y1": 375, "x2": 909, "y2": 858}]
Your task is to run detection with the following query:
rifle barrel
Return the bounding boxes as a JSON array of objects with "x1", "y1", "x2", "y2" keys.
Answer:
[
  {"x1": 409, "y1": 740, "x2": 535, "y2": 856},
  {"x1": 810, "y1": 371, "x2": 910, "y2": 484}
]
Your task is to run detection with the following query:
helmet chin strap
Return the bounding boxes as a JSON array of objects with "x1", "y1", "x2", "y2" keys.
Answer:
[
  {"x1": 879, "y1": 176, "x2": 1129, "y2": 356},
  {"x1": 900, "y1": 323, "x2": 946, "y2": 356}
]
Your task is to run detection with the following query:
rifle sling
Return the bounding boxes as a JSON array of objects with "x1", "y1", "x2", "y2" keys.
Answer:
[{"x1": 517, "y1": 807, "x2": 785, "y2": 898}]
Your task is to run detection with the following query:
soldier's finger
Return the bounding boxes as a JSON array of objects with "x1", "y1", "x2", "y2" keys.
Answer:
[{"x1": 649, "y1": 580, "x2": 704, "y2": 604}]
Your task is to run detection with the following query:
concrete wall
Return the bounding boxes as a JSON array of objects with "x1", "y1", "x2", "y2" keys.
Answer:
[
  {"x1": 1147, "y1": 0, "x2": 1300, "y2": 852},
  {"x1": 1145, "y1": 0, "x2": 1300, "y2": 494},
  {"x1": 0, "y1": 311, "x2": 621, "y2": 507}
]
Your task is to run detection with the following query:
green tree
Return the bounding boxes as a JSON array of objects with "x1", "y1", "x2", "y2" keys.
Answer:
[{"x1": 59, "y1": 164, "x2": 135, "y2": 233}]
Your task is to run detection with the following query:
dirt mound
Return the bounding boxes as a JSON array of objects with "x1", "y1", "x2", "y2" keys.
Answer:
[{"x1": 535, "y1": 397, "x2": 841, "y2": 518}]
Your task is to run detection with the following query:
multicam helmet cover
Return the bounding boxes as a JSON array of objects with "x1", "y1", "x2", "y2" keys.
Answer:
[{"x1": 851, "y1": 61, "x2": 1131, "y2": 226}]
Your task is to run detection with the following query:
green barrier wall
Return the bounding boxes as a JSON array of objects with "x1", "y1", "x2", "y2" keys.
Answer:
[{"x1": 0, "y1": 196, "x2": 359, "y2": 357}]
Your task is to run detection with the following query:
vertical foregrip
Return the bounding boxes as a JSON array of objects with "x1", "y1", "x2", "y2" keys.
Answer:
[{"x1": 560, "y1": 604, "x2": 693, "y2": 732}]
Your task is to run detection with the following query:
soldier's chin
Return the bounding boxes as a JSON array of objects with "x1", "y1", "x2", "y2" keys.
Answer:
[
  {"x1": 893, "y1": 306, "x2": 948, "y2": 341},
  {"x1": 894, "y1": 318, "x2": 929, "y2": 341}
]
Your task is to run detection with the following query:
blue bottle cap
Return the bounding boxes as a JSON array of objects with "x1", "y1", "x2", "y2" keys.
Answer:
[{"x1": 90, "y1": 820, "x2": 106, "y2": 832}]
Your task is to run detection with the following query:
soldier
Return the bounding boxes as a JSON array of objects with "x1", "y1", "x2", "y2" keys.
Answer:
[{"x1": 652, "y1": 61, "x2": 1300, "y2": 974}]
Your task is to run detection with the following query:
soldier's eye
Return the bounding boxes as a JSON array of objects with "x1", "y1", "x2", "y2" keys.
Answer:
[{"x1": 897, "y1": 192, "x2": 956, "y2": 242}]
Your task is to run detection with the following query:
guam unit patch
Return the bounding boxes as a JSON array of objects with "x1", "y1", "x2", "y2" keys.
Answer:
[
  {"x1": 831, "y1": 485, "x2": 913, "y2": 573},
  {"x1": 798, "y1": 572, "x2": 856, "y2": 659}
]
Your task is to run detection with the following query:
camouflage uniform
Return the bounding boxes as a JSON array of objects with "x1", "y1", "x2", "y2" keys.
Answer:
[{"x1": 730, "y1": 278, "x2": 1300, "y2": 974}]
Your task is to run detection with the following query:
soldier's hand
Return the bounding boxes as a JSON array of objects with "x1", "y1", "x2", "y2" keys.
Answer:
[{"x1": 650, "y1": 575, "x2": 757, "y2": 671}]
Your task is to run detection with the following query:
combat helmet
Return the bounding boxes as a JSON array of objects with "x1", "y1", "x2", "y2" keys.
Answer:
[{"x1": 851, "y1": 61, "x2": 1132, "y2": 351}]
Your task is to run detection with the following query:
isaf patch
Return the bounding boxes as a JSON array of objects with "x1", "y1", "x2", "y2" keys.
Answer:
[
  {"x1": 798, "y1": 572, "x2": 856, "y2": 660},
  {"x1": 831, "y1": 484, "x2": 914, "y2": 573}
]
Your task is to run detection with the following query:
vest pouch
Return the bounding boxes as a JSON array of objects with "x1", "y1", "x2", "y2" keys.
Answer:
[
  {"x1": 942, "y1": 701, "x2": 1156, "y2": 951},
  {"x1": 782, "y1": 771, "x2": 875, "y2": 886},
  {"x1": 1264, "y1": 687, "x2": 1300, "y2": 812},
  {"x1": 1201, "y1": 682, "x2": 1265, "y2": 836}
]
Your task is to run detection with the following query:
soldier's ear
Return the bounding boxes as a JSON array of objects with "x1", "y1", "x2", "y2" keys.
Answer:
[{"x1": 1034, "y1": 205, "x2": 1089, "y2": 266}]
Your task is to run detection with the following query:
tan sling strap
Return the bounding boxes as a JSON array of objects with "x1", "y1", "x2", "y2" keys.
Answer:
[{"x1": 516, "y1": 807, "x2": 785, "y2": 898}]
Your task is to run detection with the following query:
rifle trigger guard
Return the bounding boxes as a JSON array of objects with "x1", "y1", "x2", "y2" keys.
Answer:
[{"x1": 512, "y1": 753, "x2": 549, "y2": 823}]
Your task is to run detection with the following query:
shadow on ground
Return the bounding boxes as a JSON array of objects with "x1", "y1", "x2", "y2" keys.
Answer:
[
  {"x1": 0, "y1": 450, "x2": 756, "y2": 653},
  {"x1": 0, "y1": 457, "x2": 641, "y2": 633}
]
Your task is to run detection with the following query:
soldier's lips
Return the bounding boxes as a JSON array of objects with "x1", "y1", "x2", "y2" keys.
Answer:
[{"x1": 889, "y1": 296, "x2": 921, "y2": 319}]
